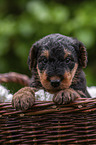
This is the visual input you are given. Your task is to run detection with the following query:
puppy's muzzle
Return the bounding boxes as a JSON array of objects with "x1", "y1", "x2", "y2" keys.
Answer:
[
  {"x1": 51, "y1": 79, "x2": 60, "y2": 88},
  {"x1": 49, "y1": 75, "x2": 62, "y2": 88}
]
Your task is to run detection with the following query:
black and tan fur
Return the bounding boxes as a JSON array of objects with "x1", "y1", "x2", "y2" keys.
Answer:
[{"x1": 12, "y1": 34, "x2": 90, "y2": 110}]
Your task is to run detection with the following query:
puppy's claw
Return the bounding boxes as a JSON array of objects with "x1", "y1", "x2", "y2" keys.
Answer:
[
  {"x1": 12, "y1": 87, "x2": 35, "y2": 110},
  {"x1": 53, "y1": 89, "x2": 80, "y2": 105}
]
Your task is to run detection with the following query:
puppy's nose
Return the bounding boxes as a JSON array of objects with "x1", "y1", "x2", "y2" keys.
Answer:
[{"x1": 51, "y1": 80, "x2": 60, "y2": 88}]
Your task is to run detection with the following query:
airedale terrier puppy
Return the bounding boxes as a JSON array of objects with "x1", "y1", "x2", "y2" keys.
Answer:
[{"x1": 12, "y1": 34, "x2": 90, "y2": 110}]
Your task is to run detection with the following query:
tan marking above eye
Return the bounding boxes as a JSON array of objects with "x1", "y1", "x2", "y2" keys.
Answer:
[
  {"x1": 64, "y1": 49, "x2": 72, "y2": 59},
  {"x1": 41, "y1": 50, "x2": 49, "y2": 59}
]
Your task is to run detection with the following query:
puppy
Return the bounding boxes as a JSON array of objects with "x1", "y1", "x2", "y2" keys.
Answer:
[{"x1": 12, "y1": 34, "x2": 90, "y2": 110}]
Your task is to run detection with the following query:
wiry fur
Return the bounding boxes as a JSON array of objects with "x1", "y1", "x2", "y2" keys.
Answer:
[
  {"x1": 28, "y1": 34, "x2": 90, "y2": 98},
  {"x1": 12, "y1": 33, "x2": 90, "y2": 110}
]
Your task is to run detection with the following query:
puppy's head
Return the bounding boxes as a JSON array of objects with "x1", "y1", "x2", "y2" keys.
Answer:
[{"x1": 28, "y1": 34, "x2": 87, "y2": 93}]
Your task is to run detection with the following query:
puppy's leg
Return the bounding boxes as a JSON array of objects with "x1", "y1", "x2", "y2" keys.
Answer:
[
  {"x1": 53, "y1": 88, "x2": 85, "y2": 104},
  {"x1": 12, "y1": 87, "x2": 35, "y2": 110}
]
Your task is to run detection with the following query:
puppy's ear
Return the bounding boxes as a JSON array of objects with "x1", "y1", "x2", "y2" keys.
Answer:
[
  {"x1": 78, "y1": 42, "x2": 88, "y2": 68},
  {"x1": 28, "y1": 43, "x2": 39, "y2": 71},
  {"x1": 74, "y1": 40, "x2": 88, "y2": 68}
]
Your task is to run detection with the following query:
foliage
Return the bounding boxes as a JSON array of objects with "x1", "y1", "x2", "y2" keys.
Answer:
[{"x1": 0, "y1": 0, "x2": 96, "y2": 86}]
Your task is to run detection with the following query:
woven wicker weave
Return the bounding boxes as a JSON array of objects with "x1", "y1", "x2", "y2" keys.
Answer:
[
  {"x1": 0, "y1": 98, "x2": 96, "y2": 144},
  {"x1": 0, "y1": 73, "x2": 96, "y2": 144}
]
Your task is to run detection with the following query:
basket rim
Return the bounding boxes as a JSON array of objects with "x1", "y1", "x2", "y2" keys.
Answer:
[{"x1": 0, "y1": 97, "x2": 96, "y2": 116}]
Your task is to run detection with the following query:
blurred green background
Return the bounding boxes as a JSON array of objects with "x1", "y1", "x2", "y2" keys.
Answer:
[{"x1": 0, "y1": 0, "x2": 96, "y2": 92}]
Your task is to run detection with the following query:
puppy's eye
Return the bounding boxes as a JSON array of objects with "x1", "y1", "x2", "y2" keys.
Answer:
[
  {"x1": 42, "y1": 58, "x2": 48, "y2": 64},
  {"x1": 38, "y1": 57, "x2": 48, "y2": 65},
  {"x1": 65, "y1": 57, "x2": 73, "y2": 64}
]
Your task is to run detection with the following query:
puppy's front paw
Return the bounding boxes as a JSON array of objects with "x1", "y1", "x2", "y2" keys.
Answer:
[
  {"x1": 12, "y1": 87, "x2": 35, "y2": 110},
  {"x1": 53, "y1": 88, "x2": 80, "y2": 104}
]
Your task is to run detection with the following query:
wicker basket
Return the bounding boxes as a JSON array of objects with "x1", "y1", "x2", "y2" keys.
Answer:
[
  {"x1": 0, "y1": 73, "x2": 96, "y2": 144},
  {"x1": 0, "y1": 98, "x2": 96, "y2": 144}
]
